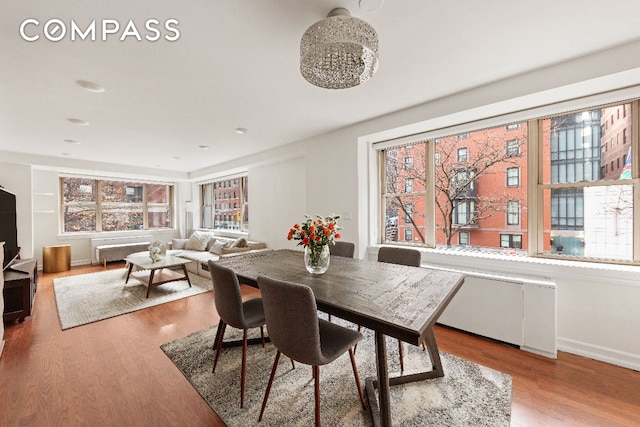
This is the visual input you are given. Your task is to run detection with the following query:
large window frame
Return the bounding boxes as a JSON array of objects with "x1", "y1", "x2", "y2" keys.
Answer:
[
  {"x1": 375, "y1": 97, "x2": 640, "y2": 265},
  {"x1": 60, "y1": 176, "x2": 174, "y2": 233},
  {"x1": 199, "y1": 174, "x2": 249, "y2": 232}
]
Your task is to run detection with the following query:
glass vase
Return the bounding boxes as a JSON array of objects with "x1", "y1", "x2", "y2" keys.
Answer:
[{"x1": 304, "y1": 244, "x2": 330, "y2": 275}]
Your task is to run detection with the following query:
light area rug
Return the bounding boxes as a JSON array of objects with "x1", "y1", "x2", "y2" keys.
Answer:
[
  {"x1": 53, "y1": 268, "x2": 212, "y2": 330},
  {"x1": 161, "y1": 321, "x2": 512, "y2": 426}
]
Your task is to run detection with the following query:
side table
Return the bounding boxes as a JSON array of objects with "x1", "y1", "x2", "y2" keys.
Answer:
[{"x1": 43, "y1": 245, "x2": 71, "y2": 273}]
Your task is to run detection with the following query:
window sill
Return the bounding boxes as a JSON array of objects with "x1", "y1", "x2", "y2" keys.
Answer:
[{"x1": 369, "y1": 244, "x2": 640, "y2": 286}]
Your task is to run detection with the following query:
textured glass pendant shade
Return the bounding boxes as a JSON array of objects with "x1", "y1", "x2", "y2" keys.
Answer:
[{"x1": 300, "y1": 8, "x2": 379, "y2": 89}]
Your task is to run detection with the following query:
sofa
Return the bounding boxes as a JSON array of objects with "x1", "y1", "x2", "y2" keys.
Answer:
[{"x1": 167, "y1": 231, "x2": 269, "y2": 279}]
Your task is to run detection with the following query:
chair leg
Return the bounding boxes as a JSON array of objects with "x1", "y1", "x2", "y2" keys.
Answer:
[
  {"x1": 212, "y1": 321, "x2": 227, "y2": 373},
  {"x1": 354, "y1": 324, "x2": 362, "y2": 354},
  {"x1": 291, "y1": 357, "x2": 296, "y2": 370},
  {"x1": 348, "y1": 348, "x2": 366, "y2": 409},
  {"x1": 241, "y1": 329, "x2": 248, "y2": 408},
  {"x1": 398, "y1": 339, "x2": 404, "y2": 372},
  {"x1": 260, "y1": 325, "x2": 265, "y2": 347},
  {"x1": 259, "y1": 350, "x2": 282, "y2": 422},
  {"x1": 313, "y1": 365, "x2": 321, "y2": 427}
]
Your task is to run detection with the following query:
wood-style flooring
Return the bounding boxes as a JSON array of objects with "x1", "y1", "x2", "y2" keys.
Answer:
[{"x1": 1, "y1": 263, "x2": 639, "y2": 426}]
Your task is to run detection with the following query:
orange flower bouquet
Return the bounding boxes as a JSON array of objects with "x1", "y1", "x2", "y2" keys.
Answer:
[{"x1": 287, "y1": 214, "x2": 341, "y2": 274}]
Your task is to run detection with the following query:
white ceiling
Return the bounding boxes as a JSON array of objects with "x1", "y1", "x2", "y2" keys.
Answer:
[{"x1": 2, "y1": 0, "x2": 640, "y2": 174}]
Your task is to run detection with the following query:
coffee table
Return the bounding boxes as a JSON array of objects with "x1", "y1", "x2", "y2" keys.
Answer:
[{"x1": 124, "y1": 254, "x2": 192, "y2": 298}]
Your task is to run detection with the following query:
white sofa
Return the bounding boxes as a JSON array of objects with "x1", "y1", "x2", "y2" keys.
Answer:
[{"x1": 167, "y1": 232, "x2": 268, "y2": 279}]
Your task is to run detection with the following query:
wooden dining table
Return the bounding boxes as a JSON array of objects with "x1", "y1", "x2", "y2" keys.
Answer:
[{"x1": 215, "y1": 249, "x2": 465, "y2": 427}]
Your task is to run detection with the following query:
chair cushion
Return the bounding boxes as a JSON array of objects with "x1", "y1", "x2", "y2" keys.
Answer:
[{"x1": 318, "y1": 319, "x2": 363, "y2": 364}]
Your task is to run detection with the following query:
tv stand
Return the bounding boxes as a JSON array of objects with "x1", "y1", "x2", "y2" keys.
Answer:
[{"x1": 3, "y1": 258, "x2": 37, "y2": 323}]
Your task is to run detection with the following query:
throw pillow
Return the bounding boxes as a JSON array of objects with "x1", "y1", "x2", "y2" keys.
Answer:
[
  {"x1": 185, "y1": 232, "x2": 210, "y2": 251},
  {"x1": 205, "y1": 237, "x2": 217, "y2": 251},
  {"x1": 229, "y1": 237, "x2": 248, "y2": 248},
  {"x1": 209, "y1": 240, "x2": 229, "y2": 255},
  {"x1": 171, "y1": 238, "x2": 188, "y2": 250}
]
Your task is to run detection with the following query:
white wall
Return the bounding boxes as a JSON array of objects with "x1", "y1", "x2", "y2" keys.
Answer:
[
  {"x1": 249, "y1": 157, "x2": 306, "y2": 249},
  {"x1": 0, "y1": 163, "x2": 33, "y2": 259}
]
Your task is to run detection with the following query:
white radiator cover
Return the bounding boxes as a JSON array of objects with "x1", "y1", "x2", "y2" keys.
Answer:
[{"x1": 437, "y1": 271, "x2": 557, "y2": 358}]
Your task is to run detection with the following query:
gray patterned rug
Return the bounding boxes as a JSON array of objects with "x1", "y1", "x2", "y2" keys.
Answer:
[
  {"x1": 161, "y1": 321, "x2": 512, "y2": 426},
  {"x1": 53, "y1": 268, "x2": 212, "y2": 330}
]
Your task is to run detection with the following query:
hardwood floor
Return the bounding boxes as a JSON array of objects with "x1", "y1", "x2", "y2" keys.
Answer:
[{"x1": 1, "y1": 263, "x2": 639, "y2": 426}]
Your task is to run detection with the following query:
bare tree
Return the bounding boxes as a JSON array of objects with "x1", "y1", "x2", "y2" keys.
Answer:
[{"x1": 384, "y1": 130, "x2": 526, "y2": 246}]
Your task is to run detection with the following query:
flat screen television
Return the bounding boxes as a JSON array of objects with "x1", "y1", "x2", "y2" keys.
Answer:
[{"x1": 0, "y1": 188, "x2": 19, "y2": 271}]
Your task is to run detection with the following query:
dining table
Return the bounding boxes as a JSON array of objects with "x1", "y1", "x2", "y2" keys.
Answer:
[{"x1": 215, "y1": 249, "x2": 465, "y2": 427}]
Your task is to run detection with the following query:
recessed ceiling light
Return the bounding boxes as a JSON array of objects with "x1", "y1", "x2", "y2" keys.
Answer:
[
  {"x1": 64, "y1": 139, "x2": 81, "y2": 144},
  {"x1": 359, "y1": 0, "x2": 384, "y2": 12},
  {"x1": 76, "y1": 80, "x2": 105, "y2": 93},
  {"x1": 199, "y1": 145, "x2": 210, "y2": 150},
  {"x1": 234, "y1": 127, "x2": 248, "y2": 134},
  {"x1": 67, "y1": 118, "x2": 89, "y2": 126}
]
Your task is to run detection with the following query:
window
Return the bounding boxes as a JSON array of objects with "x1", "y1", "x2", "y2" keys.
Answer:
[
  {"x1": 61, "y1": 177, "x2": 173, "y2": 232},
  {"x1": 458, "y1": 231, "x2": 470, "y2": 246},
  {"x1": 506, "y1": 123, "x2": 520, "y2": 131},
  {"x1": 200, "y1": 175, "x2": 249, "y2": 232},
  {"x1": 405, "y1": 229, "x2": 413, "y2": 242},
  {"x1": 506, "y1": 139, "x2": 520, "y2": 156},
  {"x1": 541, "y1": 103, "x2": 634, "y2": 260},
  {"x1": 457, "y1": 147, "x2": 468, "y2": 163},
  {"x1": 405, "y1": 203, "x2": 414, "y2": 222},
  {"x1": 405, "y1": 178, "x2": 414, "y2": 193},
  {"x1": 453, "y1": 200, "x2": 476, "y2": 225},
  {"x1": 382, "y1": 144, "x2": 427, "y2": 244},
  {"x1": 380, "y1": 122, "x2": 528, "y2": 250},
  {"x1": 506, "y1": 200, "x2": 520, "y2": 225},
  {"x1": 377, "y1": 99, "x2": 639, "y2": 263},
  {"x1": 500, "y1": 234, "x2": 522, "y2": 249},
  {"x1": 506, "y1": 167, "x2": 520, "y2": 187},
  {"x1": 404, "y1": 156, "x2": 413, "y2": 169}
]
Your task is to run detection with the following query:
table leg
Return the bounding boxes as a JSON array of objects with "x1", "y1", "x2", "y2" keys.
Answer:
[
  {"x1": 422, "y1": 327, "x2": 444, "y2": 378},
  {"x1": 146, "y1": 270, "x2": 155, "y2": 298},
  {"x1": 125, "y1": 262, "x2": 134, "y2": 284},
  {"x1": 375, "y1": 331, "x2": 392, "y2": 426},
  {"x1": 182, "y1": 264, "x2": 192, "y2": 287}
]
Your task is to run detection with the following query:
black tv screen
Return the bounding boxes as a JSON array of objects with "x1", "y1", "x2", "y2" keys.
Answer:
[{"x1": 0, "y1": 188, "x2": 19, "y2": 271}]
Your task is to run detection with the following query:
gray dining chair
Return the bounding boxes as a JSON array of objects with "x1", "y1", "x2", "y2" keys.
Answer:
[
  {"x1": 327, "y1": 241, "x2": 356, "y2": 322},
  {"x1": 256, "y1": 275, "x2": 366, "y2": 427},
  {"x1": 329, "y1": 241, "x2": 355, "y2": 258},
  {"x1": 377, "y1": 246, "x2": 422, "y2": 372},
  {"x1": 208, "y1": 260, "x2": 266, "y2": 408}
]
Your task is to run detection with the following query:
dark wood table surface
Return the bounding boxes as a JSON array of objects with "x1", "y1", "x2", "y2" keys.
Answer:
[{"x1": 216, "y1": 249, "x2": 465, "y2": 426}]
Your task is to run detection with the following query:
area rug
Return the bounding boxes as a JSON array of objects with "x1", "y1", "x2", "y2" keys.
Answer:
[
  {"x1": 161, "y1": 322, "x2": 512, "y2": 426},
  {"x1": 53, "y1": 268, "x2": 212, "y2": 330}
]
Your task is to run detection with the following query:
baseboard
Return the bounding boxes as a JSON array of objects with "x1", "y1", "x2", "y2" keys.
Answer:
[{"x1": 558, "y1": 337, "x2": 640, "y2": 372}]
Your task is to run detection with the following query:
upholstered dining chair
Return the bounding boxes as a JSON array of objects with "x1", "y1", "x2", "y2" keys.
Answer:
[
  {"x1": 208, "y1": 260, "x2": 266, "y2": 408},
  {"x1": 257, "y1": 275, "x2": 366, "y2": 427},
  {"x1": 327, "y1": 241, "x2": 356, "y2": 322},
  {"x1": 377, "y1": 246, "x2": 422, "y2": 372},
  {"x1": 329, "y1": 241, "x2": 355, "y2": 258}
]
